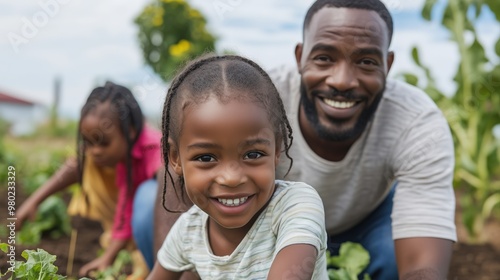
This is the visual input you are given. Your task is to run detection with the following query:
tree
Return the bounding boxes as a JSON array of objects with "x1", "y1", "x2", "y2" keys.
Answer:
[
  {"x1": 135, "y1": 0, "x2": 217, "y2": 81},
  {"x1": 402, "y1": 0, "x2": 500, "y2": 241}
]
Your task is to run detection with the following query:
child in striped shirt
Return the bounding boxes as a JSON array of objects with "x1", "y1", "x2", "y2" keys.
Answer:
[{"x1": 147, "y1": 55, "x2": 328, "y2": 280}]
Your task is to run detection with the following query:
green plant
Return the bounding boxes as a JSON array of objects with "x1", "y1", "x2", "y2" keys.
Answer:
[
  {"x1": 0, "y1": 119, "x2": 15, "y2": 187},
  {"x1": 401, "y1": 0, "x2": 500, "y2": 240},
  {"x1": 134, "y1": 0, "x2": 217, "y2": 81},
  {"x1": 90, "y1": 250, "x2": 132, "y2": 280},
  {"x1": 22, "y1": 162, "x2": 63, "y2": 195},
  {"x1": 0, "y1": 141, "x2": 16, "y2": 187},
  {"x1": 0, "y1": 243, "x2": 90, "y2": 280},
  {"x1": 327, "y1": 242, "x2": 371, "y2": 280},
  {"x1": 27, "y1": 120, "x2": 78, "y2": 139},
  {"x1": 17, "y1": 195, "x2": 71, "y2": 245}
]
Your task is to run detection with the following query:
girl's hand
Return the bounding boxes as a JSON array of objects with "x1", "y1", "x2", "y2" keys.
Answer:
[
  {"x1": 15, "y1": 197, "x2": 39, "y2": 231},
  {"x1": 79, "y1": 238, "x2": 127, "y2": 276},
  {"x1": 15, "y1": 157, "x2": 79, "y2": 231},
  {"x1": 79, "y1": 255, "x2": 113, "y2": 276}
]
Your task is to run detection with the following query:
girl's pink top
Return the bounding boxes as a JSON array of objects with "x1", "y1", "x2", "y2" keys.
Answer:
[{"x1": 112, "y1": 124, "x2": 162, "y2": 240}]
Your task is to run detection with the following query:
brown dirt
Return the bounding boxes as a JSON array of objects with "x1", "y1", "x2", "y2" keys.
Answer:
[
  {"x1": 1, "y1": 188, "x2": 500, "y2": 279},
  {"x1": 0, "y1": 188, "x2": 103, "y2": 278},
  {"x1": 449, "y1": 242, "x2": 500, "y2": 280}
]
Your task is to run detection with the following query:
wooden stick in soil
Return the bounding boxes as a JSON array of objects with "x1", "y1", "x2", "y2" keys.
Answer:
[{"x1": 67, "y1": 229, "x2": 78, "y2": 276}]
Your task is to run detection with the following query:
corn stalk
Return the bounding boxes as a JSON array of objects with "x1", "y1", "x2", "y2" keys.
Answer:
[{"x1": 401, "y1": 0, "x2": 500, "y2": 241}]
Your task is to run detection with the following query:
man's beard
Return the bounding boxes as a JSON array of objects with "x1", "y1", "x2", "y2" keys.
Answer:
[{"x1": 300, "y1": 81, "x2": 385, "y2": 142}]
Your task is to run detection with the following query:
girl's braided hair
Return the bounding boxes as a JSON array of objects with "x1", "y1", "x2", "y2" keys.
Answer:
[
  {"x1": 77, "y1": 81, "x2": 143, "y2": 229},
  {"x1": 161, "y1": 54, "x2": 293, "y2": 212}
]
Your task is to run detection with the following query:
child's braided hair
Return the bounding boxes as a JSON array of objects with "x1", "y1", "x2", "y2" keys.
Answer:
[
  {"x1": 161, "y1": 54, "x2": 293, "y2": 213},
  {"x1": 77, "y1": 81, "x2": 143, "y2": 229}
]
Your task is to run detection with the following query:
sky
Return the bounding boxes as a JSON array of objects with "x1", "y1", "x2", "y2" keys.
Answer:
[{"x1": 0, "y1": 0, "x2": 499, "y2": 122}]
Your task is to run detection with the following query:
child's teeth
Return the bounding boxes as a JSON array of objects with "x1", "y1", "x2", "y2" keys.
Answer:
[{"x1": 218, "y1": 196, "x2": 248, "y2": 206}]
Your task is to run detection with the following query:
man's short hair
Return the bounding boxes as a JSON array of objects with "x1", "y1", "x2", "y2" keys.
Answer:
[{"x1": 303, "y1": 0, "x2": 394, "y2": 46}]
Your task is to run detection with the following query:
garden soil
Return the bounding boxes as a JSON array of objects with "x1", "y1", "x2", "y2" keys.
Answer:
[{"x1": 1, "y1": 189, "x2": 500, "y2": 279}]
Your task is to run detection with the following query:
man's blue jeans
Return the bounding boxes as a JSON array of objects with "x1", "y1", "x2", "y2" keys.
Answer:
[
  {"x1": 132, "y1": 179, "x2": 157, "y2": 269},
  {"x1": 328, "y1": 186, "x2": 398, "y2": 280}
]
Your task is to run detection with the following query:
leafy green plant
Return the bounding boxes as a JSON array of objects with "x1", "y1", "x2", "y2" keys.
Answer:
[
  {"x1": 0, "y1": 117, "x2": 11, "y2": 137},
  {"x1": 0, "y1": 243, "x2": 90, "y2": 280},
  {"x1": 0, "y1": 121, "x2": 16, "y2": 187},
  {"x1": 0, "y1": 142, "x2": 16, "y2": 187},
  {"x1": 401, "y1": 0, "x2": 500, "y2": 240},
  {"x1": 26, "y1": 120, "x2": 78, "y2": 139},
  {"x1": 22, "y1": 164, "x2": 60, "y2": 195},
  {"x1": 327, "y1": 242, "x2": 371, "y2": 280},
  {"x1": 90, "y1": 250, "x2": 132, "y2": 280},
  {"x1": 17, "y1": 195, "x2": 71, "y2": 245},
  {"x1": 134, "y1": 0, "x2": 217, "y2": 80}
]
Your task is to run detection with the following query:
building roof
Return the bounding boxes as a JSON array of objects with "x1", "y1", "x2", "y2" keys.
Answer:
[{"x1": 0, "y1": 92, "x2": 35, "y2": 106}]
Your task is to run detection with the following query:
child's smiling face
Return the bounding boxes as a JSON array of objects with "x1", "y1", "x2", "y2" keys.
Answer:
[{"x1": 170, "y1": 96, "x2": 280, "y2": 230}]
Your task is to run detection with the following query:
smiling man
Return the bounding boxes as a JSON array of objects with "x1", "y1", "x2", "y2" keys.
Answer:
[
  {"x1": 151, "y1": 1, "x2": 456, "y2": 279},
  {"x1": 269, "y1": 0, "x2": 456, "y2": 279}
]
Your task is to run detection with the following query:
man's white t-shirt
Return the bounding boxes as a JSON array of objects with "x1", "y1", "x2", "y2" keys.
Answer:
[
  {"x1": 157, "y1": 180, "x2": 329, "y2": 279},
  {"x1": 270, "y1": 65, "x2": 457, "y2": 241}
]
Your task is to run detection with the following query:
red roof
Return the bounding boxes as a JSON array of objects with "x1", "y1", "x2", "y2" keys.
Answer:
[{"x1": 0, "y1": 92, "x2": 35, "y2": 106}]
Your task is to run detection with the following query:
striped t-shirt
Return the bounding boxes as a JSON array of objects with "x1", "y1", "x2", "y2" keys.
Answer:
[{"x1": 157, "y1": 180, "x2": 328, "y2": 279}]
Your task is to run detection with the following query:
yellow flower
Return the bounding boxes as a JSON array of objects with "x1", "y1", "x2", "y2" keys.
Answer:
[
  {"x1": 189, "y1": 8, "x2": 201, "y2": 18},
  {"x1": 152, "y1": 16, "x2": 163, "y2": 26},
  {"x1": 151, "y1": 7, "x2": 164, "y2": 27},
  {"x1": 169, "y1": 39, "x2": 191, "y2": 57}
]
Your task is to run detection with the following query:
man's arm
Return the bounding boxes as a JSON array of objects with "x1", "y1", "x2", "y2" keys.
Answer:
[
  {"x1": 391, "y1": 106, "x2": 456, "y2": 279},
  {"x1": 395, "y1": 237, "x2": 453, "y2": 280},
  {"x1": 153, "y1": 166, "x2": 197, "y2": 280}
]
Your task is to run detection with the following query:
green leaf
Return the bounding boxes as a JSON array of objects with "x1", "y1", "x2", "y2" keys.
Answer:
[
  {"x1": 495, "y1": 38, "x2": 500, "y2": 57},
  {"x1": 422, "y1": 0, "x2": 438, "y2": 21},
  {"x1": 18, "y1": 195, "x2": 71, "y2": 245},
  {"x1": 14, "y1": 261, "x2": 28, "y2": 278},
  {"x1": 329, "y1": 242, "x2": 370, "y2": 276},
  {"x1": 328, "y1": 268, "x2": 352, "y2": 280},
  {"x1": 441, "y1": 3, "x2": 455, "y2": 32},
  {"x1": 469, "y1": 39, "x2": 488, "y2": 70},
  {"x1": 402, "y1": 74, "x2": 419, "y2": 87},
  {"x1": 13, "y1": 248, "x2": 66, "y2": 279},
  {"x1": 482, "y1": 193, "x2": 500, "y2": 218},
  {"x1": 0, "y1": 243, "x2": 8, "y2": 253},
  {"x1": 411, "y1": 46, "x2": 422, "y2": 66},
  {"x1": 472, "y1": 2, "x2": 483, "y2": 19},
  {"x1": 485, "y1": 0, "x2": 500, "y2": 21}
]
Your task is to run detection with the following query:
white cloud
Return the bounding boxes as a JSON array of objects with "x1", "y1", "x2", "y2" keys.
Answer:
[
  {"x1": 389, "y1": 27, "x2": 459, "y2": 96},
  {"x1": 382, "y1": 0, "x2": 425, "y2": 12},
  {"x1": 0, "y1": 0, "x2": 497, "y2": 120}
]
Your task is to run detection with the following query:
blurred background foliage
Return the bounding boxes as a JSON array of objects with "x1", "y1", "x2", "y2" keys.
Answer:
[
  {"x1": 1, "y1": 0, "x2": 500, "y2": 247},
  {"x1": 134, "y1": 0, "x2": 217, "y2": 81},
  {"x1": 0, "y1": 118, "x2": 74, "y2": 245},
  {"x1": 402, "y1": 0, "x2": 500, "y2": 241}
]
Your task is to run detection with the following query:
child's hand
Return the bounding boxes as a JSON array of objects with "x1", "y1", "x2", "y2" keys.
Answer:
[
  {"x1": 15, "y1": 197, "x2": 38, "y2": 231},
  {"x1": 79, "y1": 255, "x2": 113, "y2": 277}
]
